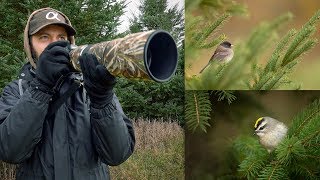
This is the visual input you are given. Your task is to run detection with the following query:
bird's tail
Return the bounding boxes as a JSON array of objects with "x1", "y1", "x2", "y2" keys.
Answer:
[{"x1": 199, "y1": 62, "x2": 211, "y2": 73}]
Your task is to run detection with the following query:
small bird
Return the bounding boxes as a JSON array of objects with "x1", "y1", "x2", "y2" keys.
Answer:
[
  {"x1": 199, "y1": 41, "x2": 234, "y2": 73},
  {"x1": 254, "y1": 117, "x2": 288, "y2": 153}
]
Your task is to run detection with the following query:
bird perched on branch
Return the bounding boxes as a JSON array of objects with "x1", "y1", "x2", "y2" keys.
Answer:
[
  {"x1": 254, "y1": 117, "x2": 288, "y2": 153},
  {"x1": 199, "y1": 41, "x2": 234, "y2": 73}
]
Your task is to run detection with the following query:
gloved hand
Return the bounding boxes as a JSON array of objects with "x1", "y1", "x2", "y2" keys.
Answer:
[
  {"x1": 34, "y1": 41, "x2": 72, "y2": 91},
  {"x1": 79, "y1": 53, "x2": 116, "y2": 108}
]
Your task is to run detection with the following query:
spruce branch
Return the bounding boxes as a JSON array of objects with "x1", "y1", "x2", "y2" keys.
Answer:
[
  {"x1": 185, "y1": 91, "x2": 211, "y2": 133},
  {"x1": 258, "y1": 163, "x2": 288, "y2": 180},
  {"x1": 289, "y1": 99, "x2": 320, "y2": 137},
  {"x1": 302, "y1": 129, "x2": 320, "y2": 146},
  {"x1": 213, "y1": 90, "x2": 236, "y2": 104},
  {"x1": 264, "y1": 29, "x2": 297, "y2": 72},
  {"x1": 234, "y1": 136, "x2": 269, "y2": 179},
  {"x1": 247, "y1": 12, "x2": 293, "y2": 61},
  {"x1": 185, "y1": 13, "x2": 230, "y2": 73},
  {"x1": 276, "y1": 137, "x2": 306, "y2": 166},
  {"x1": 251, "y1": 11, "x2": 319, "y2": 90},
  {"x1": 188, "y1": 13, "x2": 230, "y2": 49},
  {"x1": 239, "y1": 155, "x2": 267, "y2": 180},
  {"x1": 197, "y1": 13, "x2": 230, "y2": 47},
  {"x1": 281, "y1": 10, "x2": 320, "y2": 67}
]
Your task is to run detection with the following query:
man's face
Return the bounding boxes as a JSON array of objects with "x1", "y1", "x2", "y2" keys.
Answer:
[{"x1": 31, "y1": 24, "x2": 68, "y2": 59}]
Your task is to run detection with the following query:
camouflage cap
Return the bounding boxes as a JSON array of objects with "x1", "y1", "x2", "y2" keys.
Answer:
[{"x1": 29, "y1": 9, "x2": 76, "y2": 36}]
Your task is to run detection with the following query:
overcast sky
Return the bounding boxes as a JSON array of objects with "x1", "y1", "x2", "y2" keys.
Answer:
[{"x1": 118, "y1": 0, "x2": 184, "y2": 33}]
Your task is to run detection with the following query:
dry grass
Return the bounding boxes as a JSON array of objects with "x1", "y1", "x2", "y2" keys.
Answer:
[
  {"x1": 0, "y1": 119, "x2": 184, "y2": 179},
  {"x1": 0, "y1": 161, "x2": 15, "y2": 180},
  {"x1": 133, "y1": 118, "x2": 184, "y2": 150},
  {"x1": 110, "y1": 118, "x2": 185, "y2": 179}
]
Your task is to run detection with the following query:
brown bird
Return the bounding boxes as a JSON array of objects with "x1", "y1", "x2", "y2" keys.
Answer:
[{"x1": 199, "y1": 41, "x2": 234, "y2": 73}]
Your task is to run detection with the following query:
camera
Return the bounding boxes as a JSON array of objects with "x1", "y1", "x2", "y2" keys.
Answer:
[{"x1": 70, "y1": 30, "x2": 178, "y2": 82}]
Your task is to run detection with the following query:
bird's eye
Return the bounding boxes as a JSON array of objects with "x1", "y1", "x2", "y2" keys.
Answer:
[{"x1": 259, "y1": 125, "x2": 266, "y2": 130}]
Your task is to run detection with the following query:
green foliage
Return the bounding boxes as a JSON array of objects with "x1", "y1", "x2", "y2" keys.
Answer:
[
  {"x1": 114, "y1": 72, "x2": 184, "y2": 122},
  {"x1": 185, "y1": 90, "x2": 236, "y2": 133},
  {"x1": 185, "y1": 13, "x2": 230, "y2": 70},
  {"x1": 233, "y1": 136, "x2": 269, "y2": 179},
  {"x1": 185, "y1": 91, "x2": 211, "y2": 133},
  {"x1": 0, "y1": 47, "x2": 24, "y2": 90},
  {"x1": 213, "y1": 90, "x2": 236, "y2": 104},
  {"x1": 250, "y1": 11, "x2": 320, "y2": 90},
  {"x1": 129, "y1": 0, "x2": 184, "y2": 42},
  {"x1": 233, "y1": 99, "x2": 320, "y2": 179}
]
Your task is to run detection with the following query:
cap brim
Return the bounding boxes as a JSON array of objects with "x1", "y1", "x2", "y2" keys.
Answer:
[{"x1": 29, "y1": 22, "x2": 76, "y2": 36}]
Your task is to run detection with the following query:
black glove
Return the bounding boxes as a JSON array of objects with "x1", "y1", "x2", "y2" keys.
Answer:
[
  {"x1": 79, "y1": 53, "x2": 116, "y2": 108},
  {"x1": 34, "y1": 41, "x2": 72, "y2": 91}
]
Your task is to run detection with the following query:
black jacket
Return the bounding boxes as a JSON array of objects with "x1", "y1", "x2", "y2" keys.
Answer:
[{"x1": 0, "y1": 63, "x2": 135, "y2": 180}]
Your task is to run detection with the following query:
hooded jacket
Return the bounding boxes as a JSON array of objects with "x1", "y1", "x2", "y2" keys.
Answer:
[{"x1": 0, "y1": 8, "x2": 135, "y2": 180}]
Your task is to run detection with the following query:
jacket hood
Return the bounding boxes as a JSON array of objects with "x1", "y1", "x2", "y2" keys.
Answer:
[{"x1": 24, "y1": 7, "x2": 76, "y2": 68}]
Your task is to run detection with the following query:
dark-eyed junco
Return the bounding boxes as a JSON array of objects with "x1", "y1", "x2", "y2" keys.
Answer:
[{"x1": 199, "y1": 41, "x2": 234, "y2": 73}]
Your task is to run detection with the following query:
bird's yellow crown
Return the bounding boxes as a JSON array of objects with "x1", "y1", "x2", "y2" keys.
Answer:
[{"x1": 254, "y1": 117, "x2": 264, "y2": 128}]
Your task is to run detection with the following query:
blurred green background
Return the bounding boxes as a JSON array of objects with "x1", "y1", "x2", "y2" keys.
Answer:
[
  {"x1": 185, "y1": 90, "x2": 320, "y2": 179},
  {"x1": 188, "y1": 0, "x2": 320, "y2": 89}
]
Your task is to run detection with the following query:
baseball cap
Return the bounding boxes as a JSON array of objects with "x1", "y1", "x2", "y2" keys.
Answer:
[{"x1": 29, "y1": 9, "x2": 76, "y2": 36}]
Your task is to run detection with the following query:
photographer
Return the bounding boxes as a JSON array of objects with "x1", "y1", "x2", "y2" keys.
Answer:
[{"x1": 0, "y1": 7, "x2": 135, "y2": 180}]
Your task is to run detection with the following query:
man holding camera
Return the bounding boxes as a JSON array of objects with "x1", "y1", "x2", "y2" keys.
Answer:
[{"x1": 0, "y1": 7, "x2": 135, "y2": 180}]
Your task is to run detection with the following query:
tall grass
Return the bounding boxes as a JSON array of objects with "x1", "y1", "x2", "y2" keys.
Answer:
[
  {"x1": 110, "y1": 118, "x2": 185, "y2": 179},
  {"x1": 0, "y1": 119, "x2": 184, "y2": 180},
  {"x1": 0, "y1": 162, "x2": 15, "y2": 180}
]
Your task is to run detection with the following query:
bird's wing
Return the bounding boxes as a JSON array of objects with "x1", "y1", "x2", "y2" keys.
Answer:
[{"x1": 210, "y1": 49, "x2": 231, "y2": 61}]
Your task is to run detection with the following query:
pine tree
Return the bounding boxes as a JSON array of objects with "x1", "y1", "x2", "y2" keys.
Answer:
[{"x1": 129, "y1": 0, "x2": 184, "y2": 41}]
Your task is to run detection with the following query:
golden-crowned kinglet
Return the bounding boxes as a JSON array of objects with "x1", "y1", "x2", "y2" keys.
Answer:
[{"x1": 254, "y1": 117, "x2": 288, "y2": 152}]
